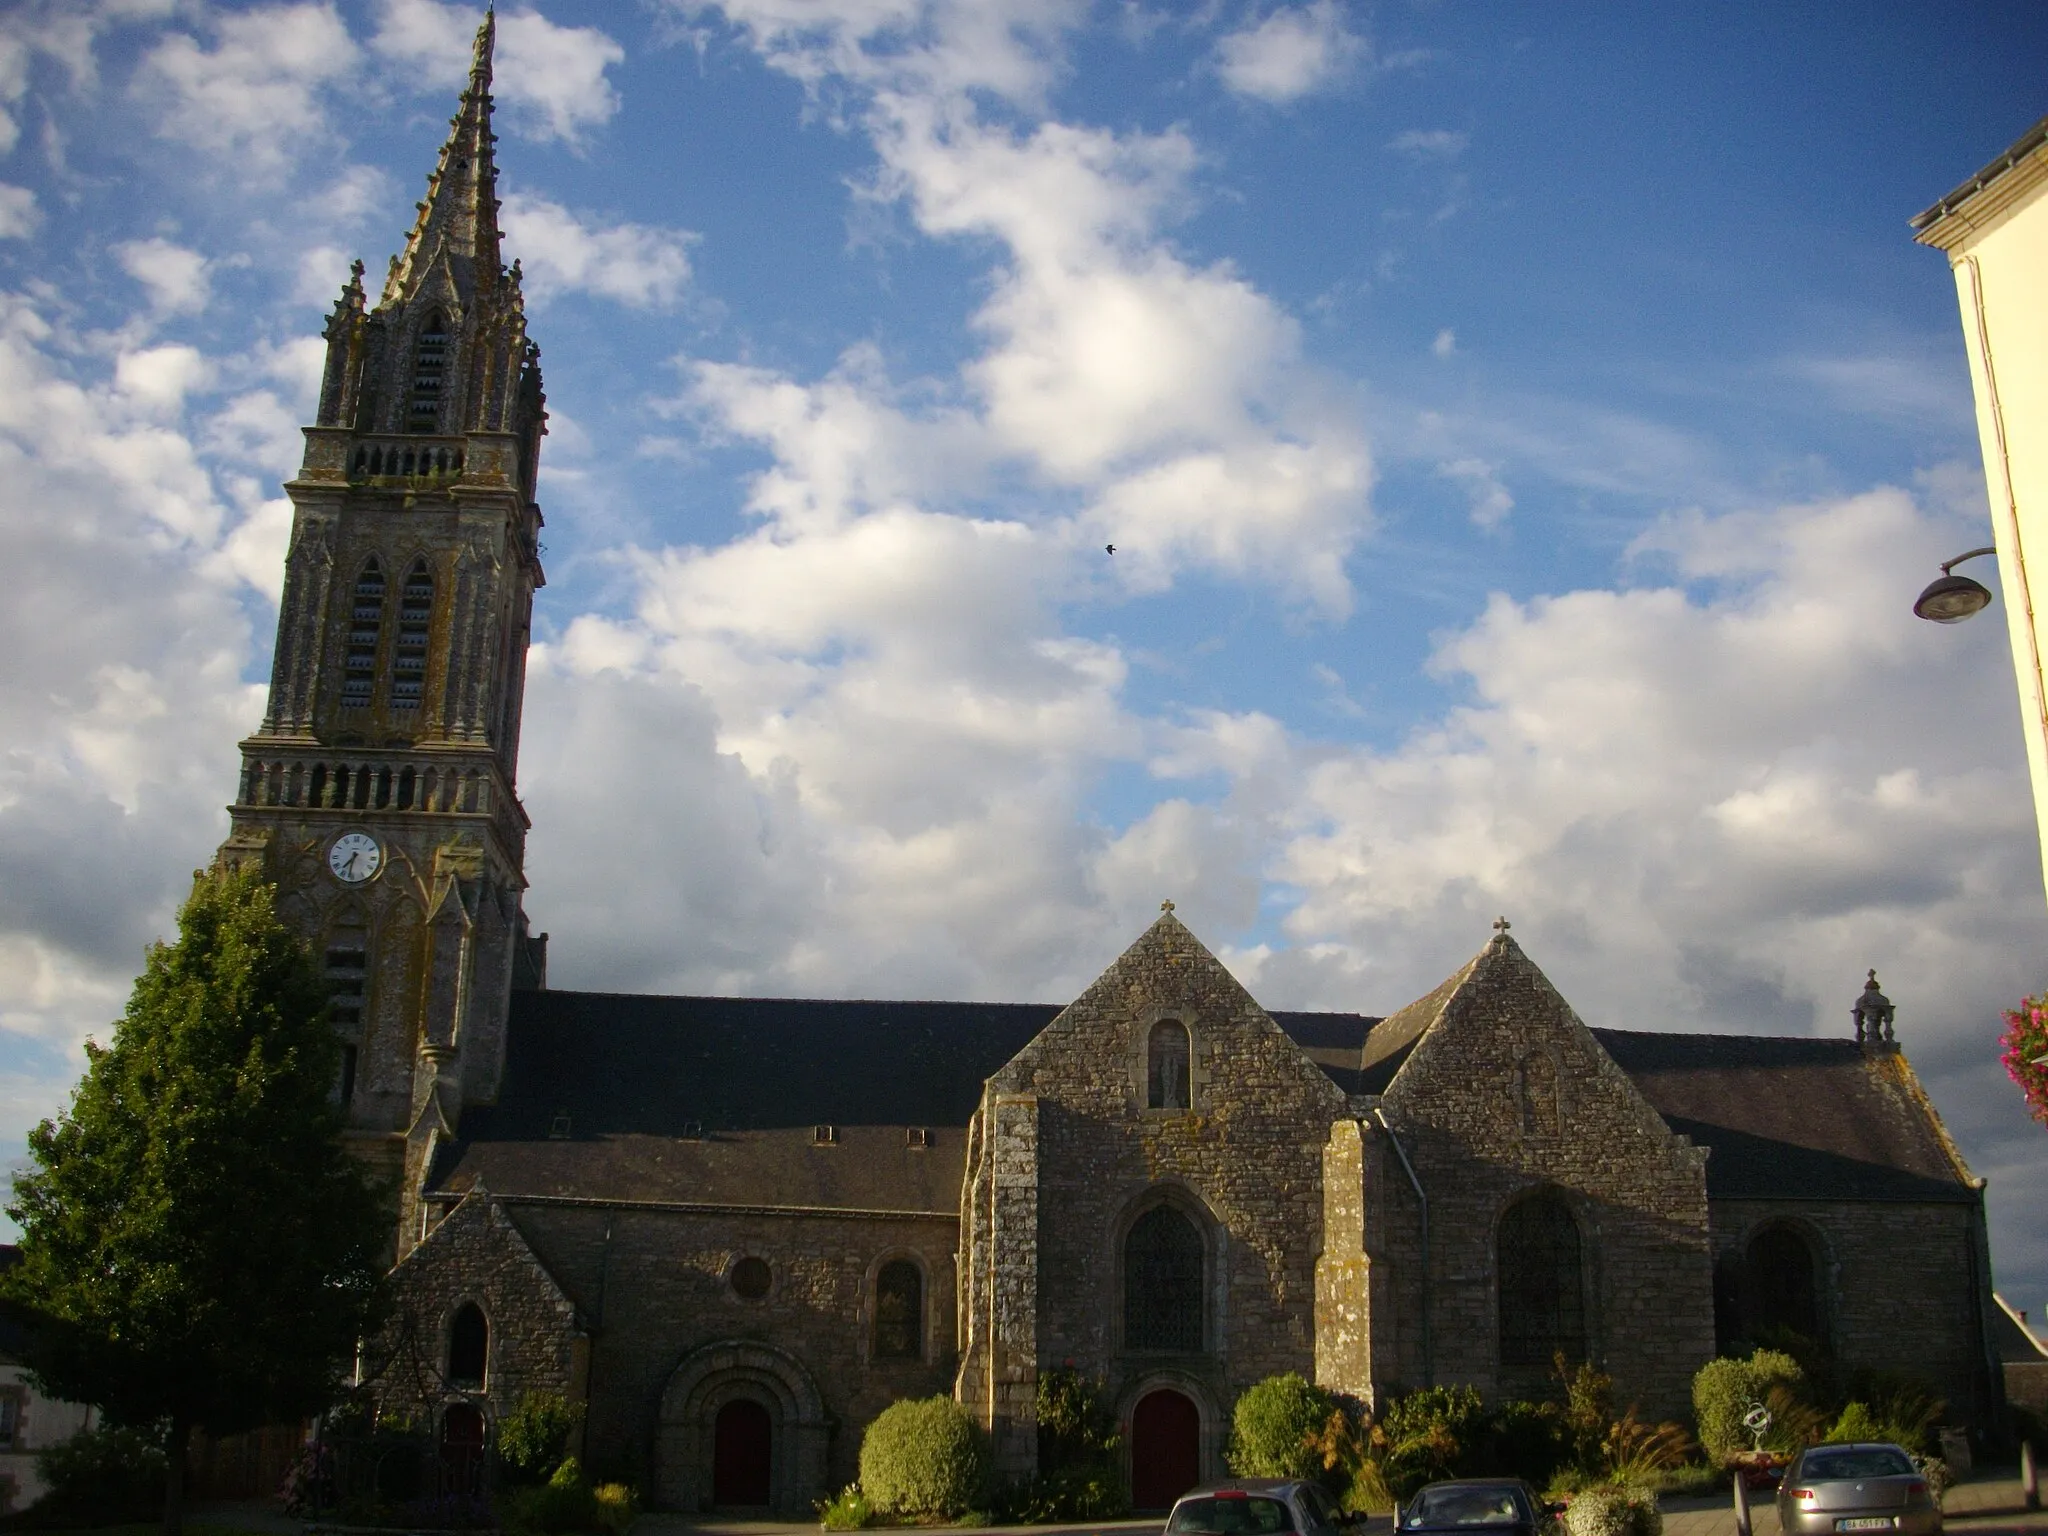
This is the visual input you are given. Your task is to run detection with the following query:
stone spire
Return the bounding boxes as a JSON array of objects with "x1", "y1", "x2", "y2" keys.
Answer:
[{"x1": 383, "y1": 9, "x2": 503, "y2": 309}]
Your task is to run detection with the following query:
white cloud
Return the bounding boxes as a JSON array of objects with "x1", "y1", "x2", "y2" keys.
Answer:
[
  {"x1": 113, "y1": 237, "x2": 211, "y2": 316},
  {"x1": 1215, "y1": 1, "x2": 1364, "y2": 104},
  {"x1": 0, "y1": 185, "x2": 38, "y2": 239},
  {"x1": 1438, "y1": 455, "x2": 1512, "y2": 529},
  {"x1": 114, "y1": 343, "x2": 213, "y2": 413},
  {"x1": 135, "y1": 3, "x2": 357, "y2": 174},
  {"x1": 500, "y1": 193, "x2": 696, "y2": 308},
  {"x1": 1390, "y1": 128, "x2": 1467, "y2": 160},
  {"x1": 1431, "y1": 327, "x2": 1456, "y2": 358},
  {"x1": 370, "y1": 0, "x2": 624, "y2": 143}
]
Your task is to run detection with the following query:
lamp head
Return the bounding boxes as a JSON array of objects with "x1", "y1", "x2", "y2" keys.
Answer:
[{"x1": 1913, "y1": 571, "x2": 1994, "y2": 623}]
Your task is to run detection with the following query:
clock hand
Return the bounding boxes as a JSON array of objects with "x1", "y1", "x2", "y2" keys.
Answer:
[{"x1": 341, "y1": 851, "x2": 358, "y2": 877}]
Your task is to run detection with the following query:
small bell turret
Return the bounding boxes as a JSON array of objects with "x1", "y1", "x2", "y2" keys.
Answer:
[{"x1": 1852, "y1": 969, "x2": 1896, "y2": 1047}]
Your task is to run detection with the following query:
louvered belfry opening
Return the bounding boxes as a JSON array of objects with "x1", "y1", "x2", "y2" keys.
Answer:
[
  {"x1": 342, "y1": 560, "x2": 385, "y2": 709},
  {"x1": 1124, "y1": 1204, "x2": 1204, "y2": 1352},
  {"x1": 410, "y1": 311, "x2": 448, "y2": 430},
  {"x1": 1498, "y1": 1191, "x2": 1586, "y2": 1373},
  {"x1": 392, "y1": 560, "x2": 433, "y2": 710}
]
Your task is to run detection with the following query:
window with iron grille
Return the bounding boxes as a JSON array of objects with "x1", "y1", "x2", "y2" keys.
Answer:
[
  {"x1": 1498, "y1": 1192, "x2": 1584, "y2": 1370},
  {"x1": 874, "y1": 1259, "x2": 922, "y2": 1360},
  {"x1": 1147, "y1": 1019, "x2": 1191, "y2": 1109},
  {"x1": 1124, "y1": 1204, "x2": 1204, "y2": 1352},
  {"x1": 342, "y1": 561, "x2": 384, "y2": 707}
]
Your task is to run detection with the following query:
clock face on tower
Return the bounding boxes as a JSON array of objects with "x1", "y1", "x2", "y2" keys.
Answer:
[{"x1": 328, "y1": 832, "x2": 383, "y2": 885}]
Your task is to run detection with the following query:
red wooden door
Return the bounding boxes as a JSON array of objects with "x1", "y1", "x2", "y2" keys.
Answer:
[
  {"x1": 1131, "y1": 1389, "x2": 1201, "y2": 1511},
  {"x1": 439, "y1": 1403, "x2": 486, "y2": 1496},
  {"x1": 713, "y1": 1398, "x2": 773, "y2": 1506}
]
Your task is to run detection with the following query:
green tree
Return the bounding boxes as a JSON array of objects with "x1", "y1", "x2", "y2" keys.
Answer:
[{"x1": 2, "y1": 867, "x2": 390, "y2": 1536}]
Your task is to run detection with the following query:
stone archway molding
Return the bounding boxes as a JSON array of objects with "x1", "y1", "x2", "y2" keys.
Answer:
[{"x1": 655, "y1": 1339, "x2": 829, "y2": 1515}]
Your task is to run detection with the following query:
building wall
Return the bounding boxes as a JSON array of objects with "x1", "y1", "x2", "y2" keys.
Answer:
[
  {"x1": 0, "y1": 1364, "x2": 93, "y2": 1513},
  {"x1": 958, "y1": 912, "x2": 1349, "y2": 1482},
  {"x1": 1708, "y1": 1197, "x2": 1994, "y2": 1420},
  {"x1": 1919, "y1": 131, "x2": 2048, "y2": 900}
]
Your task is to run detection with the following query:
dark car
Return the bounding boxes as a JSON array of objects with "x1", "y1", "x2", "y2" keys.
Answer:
[
  {"x1": 1166, "y1": 1479, "x2": 1364, "y2": 1535},
  {"x1": 1774, "y1": 1443, "x2": 1941, "y2": 1536},
  {"x1": 1396, "y1": 1479, "x2": 1562, "y2": 1536}
]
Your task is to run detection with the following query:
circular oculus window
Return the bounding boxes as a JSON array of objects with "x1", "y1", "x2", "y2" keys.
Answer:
[{"x1": 730, "y1": 1256, "x2": 772, "y2": 1300}]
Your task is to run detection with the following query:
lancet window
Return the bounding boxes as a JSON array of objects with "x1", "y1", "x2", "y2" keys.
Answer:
[
  {"x1": 391, "y1": 560, "x2": 433, "y2": 709},
  {"x1": 1498, "y1": 1191, "x2": 1586, "y2": 1372},
  {"x1": 874, "y1": 1259, "x2": 923, "y2": 1360},
  {"x1": 342, "y1": 561, "x2": 385, "y2": 708},
  {"x1": 1746, "y1": 1225, "x2": 1823, "y2": 1344},
  {"x1": 1147, "y1": 1019, "x2": 1191, "y2": 1109},
  {"x1": 447, "y1": 1303, "x2": 488, "y2": 1388},
  {"x1": 1124, "y1": 1204, "x2": 1204, "y2": 1353},
  {"x1": 409, "y1": 312, "x2": 449, "y2": 430}
]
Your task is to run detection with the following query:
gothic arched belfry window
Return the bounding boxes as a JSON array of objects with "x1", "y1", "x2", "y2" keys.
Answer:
[
  {"x1": 1124, "y1": 1204, "x2": 1204, "y2": 1352},
  {"x1": 1498, "y1": 1191, "x2": 1585, "y2": 1373},
  {"x1": 410, "y1": 311, "x2": 449, "y2": 430},
  {"x1": 342, "y1": 560, "x2": 385, "y2": 709},
  {"x1": 391, "y1": 561, "x2": 433, "y2": 709},
  {"x1": 1148, "y1": 1020, "x2": 1191, "y2": 1109}
]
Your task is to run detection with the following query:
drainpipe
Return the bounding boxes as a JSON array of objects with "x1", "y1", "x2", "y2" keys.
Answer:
[{"x1": 1373, "y1": 1108, "x2": 1432, "y2": 1388}]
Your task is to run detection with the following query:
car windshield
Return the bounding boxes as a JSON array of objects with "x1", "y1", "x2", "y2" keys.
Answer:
[
  {"x1": 1800, "y1": 1450, "x2": 1916, "y2": 1480},
  {"x1": 1171, "y1": 1496, "x2": 1297, "y2": 1534},
  {"x1": 1406, "y1": 1488, "x2": 1526, "y2": 1526}
]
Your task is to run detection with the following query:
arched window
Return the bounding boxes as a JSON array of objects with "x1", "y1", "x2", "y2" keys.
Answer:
[
  {"x1": 874, "y1": 1259, "x2": 922, "y2": 1360},
  {"x1": 1124, "y1": 1204, "x2": 1204, "y2": 1353},
  {"x1": 342, "y1": 561, "x2": 385, "y2": 708},
  {"x1": 409, "y1": 311, "x2": 448, "y2": 430},
  {"x1": 448, "y1": 1302, "x2": 487, "y2": 1388},
  {"x1": 1147, "y1": 1020, "x2": 1191, "y2": 1110},
  {"x1": 1747, "y1": 1226, "x2": 1822, "y2": 1345},
  {"x1": 391, "y1": 560, "x2": 433, "y2": 710},
  {"x1": 1498, "y1": 1192, "x2": 1585, "y2": 1374}
]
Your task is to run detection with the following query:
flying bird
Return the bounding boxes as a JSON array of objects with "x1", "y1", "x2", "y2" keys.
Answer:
[{"x1": 1105, "y1": 543, "x2": 1116, "y2": 554}]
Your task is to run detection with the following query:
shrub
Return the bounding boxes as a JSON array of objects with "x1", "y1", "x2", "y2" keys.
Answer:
[
  {"x1": 859, "y1": 1396, "x2": 989, "y2": 1518},
  {"x1": 1600, "y1": 1411, "x2": 1694, "y2": 1485},
  {"x1": 1379, "y1": 1385, "x2": 1489, "y2": 1498},
  {"x1": 27, "y1": 1425, "x2": 166, "y2": 1522},
  {"x1": 1556, "y1": 1358, "x2": 1615, "y2": 1474},
  {"x1": 1482, "y1": 1400, "x2": 1568, "y2": 1491},
  {"x1": 593, "y1": 1481, "x2": 640, "y2": 1533},
  {"x1": 1031, "y1": 1368, "x2": 1128, "y2": 1517},
  {"x1": 500, "y1": 1390, "x2": 586, "y2": 1485},
  {"x1": 1693, "y1": 1351, "x2": 1805, "y2": 1461},
  {"x1": 502, "y1": 1457, "x2": 599, "y2": 1536},
  {"x1": 818, "y1": 1483, "x2": 874, "y2": 1529},
  {"x1": 1826, "y1": 1403, "x2": 1886, "y2": 1445},
  {"x1": 1230, "y1": 1373, "x2": 1339, "y2": 1482},
  {"x1": 1562, "y1": 1484, "x2": 1661, "y2": 1536}
]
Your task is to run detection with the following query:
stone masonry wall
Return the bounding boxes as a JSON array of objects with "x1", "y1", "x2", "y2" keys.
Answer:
[
  {"x1": 966, "y1": 910, "x2": 1350, "y2": 1481},
  {"x1": 1709, "y1": 1197, "x2": 1995, "y2": 1423},
  {"x1": 1378, "y1": 935, "x2": 1716, "y2": 1420},
  {"x1": 506, "y1": 1201, "x2": 960, "y2": 1505}
]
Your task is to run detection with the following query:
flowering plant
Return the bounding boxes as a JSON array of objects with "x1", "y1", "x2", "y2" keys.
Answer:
[{"x1": 2001, "y1": 995, "x2": 2048, "y2": 1128}]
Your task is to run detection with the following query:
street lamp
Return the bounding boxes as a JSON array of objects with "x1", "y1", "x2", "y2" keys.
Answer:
[{"x1": 1913, "y1": 546, "x2": 1998, "y2": 623}]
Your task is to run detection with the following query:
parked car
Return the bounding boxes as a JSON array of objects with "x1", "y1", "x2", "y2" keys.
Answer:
[
  {"x1": 1775, "y1": 1443, "x2": 1942, "y2": 1536},
  {"x1": 1166, "y1": 1479, "x2": 1364, "y2": 1535},
  {"x1": 1396, "y1": 1479, "x2": 1563, "y2": 1536}
]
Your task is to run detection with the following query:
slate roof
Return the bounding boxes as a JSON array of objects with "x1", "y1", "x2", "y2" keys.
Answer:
[{"x1": 431, "y1": 986, "x2": 1975, "y2": 1212}]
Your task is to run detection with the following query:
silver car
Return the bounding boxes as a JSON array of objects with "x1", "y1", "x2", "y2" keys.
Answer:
[
  {"x1": 1166, "y1": 1479, "x2": 1363, "y2": 1535},
  {"x1": 1775, "y1": 1442, "x2": 1941, "y2": 1536}
]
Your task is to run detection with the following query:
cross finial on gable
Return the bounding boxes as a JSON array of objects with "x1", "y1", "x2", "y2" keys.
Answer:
[
  {"x1": 1493, "y1": 915, "x2": 1511, "y2": 935},
  {"x1": 1161, "y1": 899, "x2": 1175, "y2": 913}
]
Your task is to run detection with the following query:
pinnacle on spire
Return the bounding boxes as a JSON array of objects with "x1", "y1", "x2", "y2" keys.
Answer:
[{"x1": 381, "y1": 9, "x2": 504, "y2": 308}]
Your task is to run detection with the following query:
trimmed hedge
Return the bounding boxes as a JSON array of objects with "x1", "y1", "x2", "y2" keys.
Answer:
[
  {"x1": 1693, "y1": 1351, "x2": 1803, "y2": 1461},
  {"x1": 858, "y1": 1396, "x2": 990, "y2": 1517},
  {"x1": 1230, "y1": 1374, "x2": 1338, "y2": 1482}
]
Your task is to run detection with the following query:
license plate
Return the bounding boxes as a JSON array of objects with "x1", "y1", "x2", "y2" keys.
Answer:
[{"x1": 1837, "y1": 1520, "x2": 1894, "y2": 1530}]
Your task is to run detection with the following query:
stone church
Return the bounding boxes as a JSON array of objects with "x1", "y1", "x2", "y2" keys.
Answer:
[{"x1": 211, "y1": 20, "x2": 2003, "y2": 1512}]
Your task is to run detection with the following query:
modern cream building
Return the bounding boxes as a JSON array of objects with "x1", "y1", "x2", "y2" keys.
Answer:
[{"x1": 1914, "y1": 113, "x2": 2048, "y2": 898}]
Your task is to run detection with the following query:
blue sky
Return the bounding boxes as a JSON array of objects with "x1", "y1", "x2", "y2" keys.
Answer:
[{"x1": 3, "y1": 0, "x2": 2048, "y2": 1319}]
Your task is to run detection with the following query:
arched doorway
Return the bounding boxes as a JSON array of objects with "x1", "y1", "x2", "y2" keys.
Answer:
[
  {"x1": 1130, "y1": 1388, "x2": 1201, "y2": 1511},
  {"x1": 439, "y1": 1403, "x2": 486, "y2": 1497},
  {"x1": 714, "y1": 1398, "x2": 773, "y2": 1507}
]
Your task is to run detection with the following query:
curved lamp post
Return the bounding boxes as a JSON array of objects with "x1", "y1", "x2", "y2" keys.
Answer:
[{"x1": 1914, "y1": 545, "x2": 1998, "y2": 623}]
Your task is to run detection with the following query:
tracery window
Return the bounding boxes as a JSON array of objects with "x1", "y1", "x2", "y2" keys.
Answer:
[
  {"x1": 447, "y1": 1302, "x2": 488, "y2": 1388},
  {"x1": 391, "y1": 560, "x2": 433, "y2": 710},
  {"x1": 342, "y1": 561, "x2": 385, "y2": 708},
  {"x1": 410, "y1": 311, "x2": 448, "y2": 430},
  {"x1": 1124, "y1": 1204, "x2": 1204, "y2": 1352},
  {"x1": 1746, "y1": 1226, "x2": 1822, "y2": 1344},
  {"x1": 874, "y1": 1259, "x2": 922, "y2": 1360},
  {"x1": 1148, "y1": 1019, "x2": 1191, "y2": 1110},
  {"x1": 1498, "y1": 1191, "x2": 1585, "y2": 1372}
]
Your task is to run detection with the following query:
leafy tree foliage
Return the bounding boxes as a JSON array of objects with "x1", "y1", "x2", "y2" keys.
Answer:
[
  {"x1": 2002, "y1": 995, "x2": 2048, "y2": 1129},
  {"x1": 2, "y1": 868, "x2": 390, "y2": 1534}
]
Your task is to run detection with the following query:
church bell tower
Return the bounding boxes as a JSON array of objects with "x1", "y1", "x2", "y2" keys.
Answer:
[{"x1": 216, "y1": 13, "x2": 545, "y2": 1224}]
